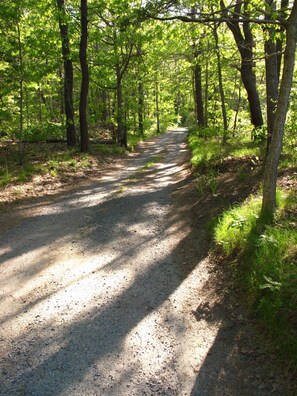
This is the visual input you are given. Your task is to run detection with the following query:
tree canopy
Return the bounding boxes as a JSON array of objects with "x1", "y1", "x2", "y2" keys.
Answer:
[{"x1": 1, "y1": 0, "x2": 297, "y2": 216}]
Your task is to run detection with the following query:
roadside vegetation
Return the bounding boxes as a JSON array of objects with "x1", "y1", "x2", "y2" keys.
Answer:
[
  {"x1": 189, "y1": 125, "x2": 297, "y2": 365},
  {"x1": 0, "y1": 125, "x2": 169, "y2": 205}
]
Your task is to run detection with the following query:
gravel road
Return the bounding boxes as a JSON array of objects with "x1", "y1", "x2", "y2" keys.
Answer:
[{"x1": 0, "y1": 129, "x2": 294, "y2": 395}]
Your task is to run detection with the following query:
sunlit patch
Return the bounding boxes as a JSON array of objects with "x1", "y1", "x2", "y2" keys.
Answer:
[{"x1": 0, "y1": 129, "x2": 228, "y2": 394}]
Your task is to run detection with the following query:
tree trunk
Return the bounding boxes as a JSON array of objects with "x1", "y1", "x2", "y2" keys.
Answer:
[
  {"x1": 233, "y1": 79, "x2": 242, "y2": 135},
  {"x1": 193, "y1": 64, "x2": 205, "y2": 127},
  {"x1": 204, "y1": 40, "x2": 210, "y2": 127},
  {"x1": 56, "y1": 0, "x2": 76, "y2": 147},
  {"x1": 17, "y1": 22, "x2": 24, "y2": 165},
  {"x1": 213, "y1": 25, "x2": 228, "y2": 141},
  {"x1": 276, "y1": 0, "x2": 289, "y2": 80},
  {"x1": 262, "y1": 0, "x2": 297, "y2": 218},
  {"x1": 222, "y1": 0, "x2": 263, "y2": 128},
  {"x1": 79, "y1": 0, "x2": 89, "y2": 153},
  {"x1": 155, "y1": 78, "x2": 160, "y2": 134},
  {"x1": 264, "y1": 0, "x2": 279, "y2": 149},
  {"x1": 115, "y1": 63, "x2": 127, "y2": 146},
  {"x1": 138, "y1": 81, "x2": 144, "y2": 137},
  {"x1": 101, "y1": 90, "x2": 109, "y2": 124}
]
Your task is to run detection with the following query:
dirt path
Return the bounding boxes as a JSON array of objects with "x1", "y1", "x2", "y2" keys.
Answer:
[{"x1": 0, "y1": 129, "x2": 294, "y2": 395}]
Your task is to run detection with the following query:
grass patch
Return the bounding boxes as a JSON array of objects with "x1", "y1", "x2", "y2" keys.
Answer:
[
  {"x1": 115, "y1": 185, "x2": 127, "y2": 195},
  {"x1": 214, "y1": 194, "x2": 262, "y2": 255},
  {"x1": 0, "y1": 141, "x2": 129, "y2": 195},
  {"x1": 214, "y1": 191, "x2": 297, "y2": 363},
  {"x1": 188, "y1": 128, "x2": 262, "y2": 170},
  {"x1": 141, "y1": 156, "x2": 162, "y2": 171},
  {"x1": 189, "y1": 126, "x2": 297, "y2": 364},
  {"x1": 92, "y1": 143, "x2": 127, "y2": 155}
]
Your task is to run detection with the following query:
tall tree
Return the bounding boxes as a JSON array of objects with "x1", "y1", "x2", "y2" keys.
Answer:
[
  {"x1": 262, "y1": 0, "x2": 297, "y2": 217},
  {"x1": 56, "y1": 0, "x2": 76, "y2": 147},
  {"x1": 79, "y1": 0, "x2": 89, "y2": 153},
  {"x1": 16, "y1": 20, "x2": 24, "y2": 165},
  {"x1": 221, "y1": 0, "x2": 263, "y2": 129},
  {"x1": 213, "y1": 23, "x2": 228, "y2": 140},
  {"x1": 264, "y1": 0, "x2": 288, "y2": 149}
]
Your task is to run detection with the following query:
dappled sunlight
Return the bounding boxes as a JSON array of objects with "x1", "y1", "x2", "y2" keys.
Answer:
[{"x1": 1, "y1": 129, "x2": 231, "y2": 395}]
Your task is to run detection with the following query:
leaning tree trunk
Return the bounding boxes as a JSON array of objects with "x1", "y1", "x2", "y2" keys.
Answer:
[
  {"x1": 276, "y1": 0, "x2": 289, "y2": 80},
  {"x1": 79, "y1": 0, "x2": 89, "y2": 153},
  {"x1": 222, "y1": 0, "x2": 263, "y2": 128},
  {"x1": 262, "y1": 0, "x2": 297, "y2": 218},
  {"x1": 57, "y1": 0, "x2": 76, "y2": 147},
  {"x1": 264, "y1": 0, "x2": 280, "y2": 150}
]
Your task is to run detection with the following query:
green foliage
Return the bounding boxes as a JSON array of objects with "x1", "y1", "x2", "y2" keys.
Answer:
[
  {"x1": 0, "y1": 162, "x2": 43, "y2": 186},
  {"x1": 23, "y1": 123, "x2": 64, "y2": 142},
  {"x1": 214, "y1": 191, "x2": 297, "y2": 363},
  {"x1": 0, "y1": 168, "x2": 13, "y2": 186},
  {"x1": 188, "y1": 127, "x2": 262, "y2": 169},
  {"x1": 214, "y1": 195, "x2": 262, "y2": 255},
  {"x1": 195, "y1": 168, "x2": 219, "y2": 195},
  {"x1": 92, "y1": 144, "x2": 126, "y2": 155},
  {"x1": 280, "y1": 125, "x2": 297, "y2": 170},
  {"x1": 142, "y1": 155, "x2": 162, "y2": 170}
]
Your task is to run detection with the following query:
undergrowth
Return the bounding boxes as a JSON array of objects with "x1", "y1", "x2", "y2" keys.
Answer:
[
  {"x1": 188, "y1": 127, "x2": 262, "y2": 169},
  {"x1": 0, "y1": 126, "x2": 162, "y2": 188},
  {"x1": 189, "y1": 126, "x2": 297, "y2": 365},
  {"x1": 214, "y1": 191, "x2": 297, "y2": 364}
]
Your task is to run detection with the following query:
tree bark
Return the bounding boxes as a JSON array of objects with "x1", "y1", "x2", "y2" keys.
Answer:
[
  {"x1": 17, "y1": 22, "x2": 24, "y2": 165},
  {"x1": 213, "y1": 25, "x2": 228, "y2": 141},
  {"x1": 276, "y1": 0, "x2": 289, "y2": 80},
  {"x1": 264, "y1": 0, "x2": 280, "y2": 149},
  {"x1": 262, "y1": 0, "x2": 297, "y2": 218},
  {"x1": 222, "y1": 0, "x2": 263, "y2": 128},
  {"x1": 155, "y1": 78, "x2": 160, "y2": 134},
  {"x1": 79, "y1": 0, "x2": 89, "y2": 153},
  {"x1": 138, "y1": 81, "x2": 144, "y2": 137},
  {"x1": 204, "y1": 40, "x2": 210, "y2": 127},
  {"x1": 193, "y1": 64, "x2": 205, "y2": 127},
  {"x1": 233, "y1": 78, "x2": 241, "y2": 135},
  {"x1": 115, "y1": 63, "x2": 127, "y2": 146},
  {"x1": 56, "y1": 0, "x2": 76, "y2": 147}
]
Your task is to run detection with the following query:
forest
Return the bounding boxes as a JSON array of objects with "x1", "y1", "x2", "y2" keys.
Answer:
[{"x1": 0, "y1": 0, "x2": 297, "y2": 365}]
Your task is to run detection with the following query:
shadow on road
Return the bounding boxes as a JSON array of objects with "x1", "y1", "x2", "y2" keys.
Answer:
[{"x1": 0, "y1": 129, "x2": 287, "y2": 395}]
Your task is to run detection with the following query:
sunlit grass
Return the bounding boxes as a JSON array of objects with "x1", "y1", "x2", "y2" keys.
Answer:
[
  {"x1": 92, "y1": 143, "x2": 127, "y2": 155},
  {"x1": 188, "y1": 129, "x2": 262, "y2": 169},
  {"x1": 214, "y1": 190, "x2": 297, "y2": 363},
  {"x1": 214, "y1": 194, "x2": 262, "y2": 255},
  {"x1": 141, "y1": 156, "x2": 162, "y2": 171},
  {"x1": 189, "y1": 125, "x2": 297, "y2": 364}
]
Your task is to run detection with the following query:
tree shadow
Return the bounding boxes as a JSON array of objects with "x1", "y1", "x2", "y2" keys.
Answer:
[{"x1": 1, "y1": 129, "x2": 285, "y2": 395}]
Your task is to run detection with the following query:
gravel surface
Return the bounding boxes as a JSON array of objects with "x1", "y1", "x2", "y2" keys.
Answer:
[{"x1": 0, "y1": 129, "x2": 295, "y2": 395}]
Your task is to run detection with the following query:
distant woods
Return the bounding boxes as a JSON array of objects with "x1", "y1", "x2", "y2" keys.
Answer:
[{"x1": 1, "y1": 0, "x2": 297, "y2": 216}]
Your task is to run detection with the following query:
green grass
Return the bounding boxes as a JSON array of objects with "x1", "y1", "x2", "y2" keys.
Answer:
[
  {"x1": 188, "y1": 129, "x2": 262, "y2": 169},
  {"x1": 92, "y1": 143, "x2": 127, "y2": 155},
  {"x1": 0, "y1": 168, "x2": 13, "y2": 186},
  {"x1": 214, "y1": 194, "x2": 262, "y2": 255},
  {"x1": 189, "y1": 126, "x2": 297, "y2": 364},
  {"x1": 214, "y1": 191, "x2": 297, "y2": 363},
  {"x1": 0, "y1": 164, "x2": 44, "y2": 186},
  {"x1": 141, "y1": 156, "x2": 162, "y2": 171}
]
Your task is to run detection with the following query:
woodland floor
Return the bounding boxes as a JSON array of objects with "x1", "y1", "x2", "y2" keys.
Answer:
[{"x1": 0, "y1": 129, "x2": 296, "y2": 395}]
